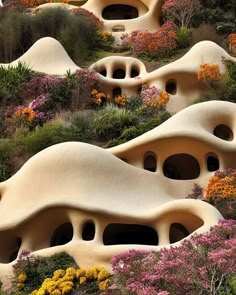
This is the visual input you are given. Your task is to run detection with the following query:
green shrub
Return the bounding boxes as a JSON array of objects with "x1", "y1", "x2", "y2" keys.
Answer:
[
  {"x1": 16, "y1": 122, "x2": 67, "y2": 154},
  {"x1": 0, "y1": 140, "x2": 13, "y2": 181},
  {"x1": 0, "y1": 62, "x2": 32, "y2": 105},
  {"x1": 176, "y1": 26, "x2": 191, "y2": 49},
  {"x1": 31, "y1": 8, "x2": 69, "y2": 42},
  {"x1": 61, "y1": 111, "x2": 94, "y2": 142},
  {"x1": 60, "y1": 14, "x2": 98, "y2": 64},
  {"x1": 93, "y1": 105, "x2": 137, "y2": 140},
  {"x1": 0, "y1": 12, "x2": 32, "y2": 62}
]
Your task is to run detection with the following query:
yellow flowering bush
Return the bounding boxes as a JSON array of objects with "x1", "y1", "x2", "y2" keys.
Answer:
[{"x1": 30, "y1": 265, "x2": 110, "y2": 294}]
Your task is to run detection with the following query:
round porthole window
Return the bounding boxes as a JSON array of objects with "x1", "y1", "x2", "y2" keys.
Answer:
[{"x1": 213, "y1": 124, "x2": 233, "y2": 141}]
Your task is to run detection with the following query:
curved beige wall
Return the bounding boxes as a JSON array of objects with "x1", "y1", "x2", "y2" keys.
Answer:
[{"x1": 0, "y1": 101, "x2": 234, "y2": 284}]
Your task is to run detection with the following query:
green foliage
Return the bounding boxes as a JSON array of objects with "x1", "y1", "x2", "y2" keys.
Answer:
[
  {"x1": 16, "y1": 122, "x2": 67, "y2": 154},
  {"x1": 0, "y1": 62, "x2": 32, "y2": 105},
  {"x1": 0, "y1": 12, "x2": 32, "y2": 62},
  {"x1": 61, "y1": 111, "x2": 94, "y2": 142},
  {"x1": 60, "y1": 14, "x2": 98, "y2": 64},
  {"x1": 176, "y1": 26, "x2": 191, "y2": 49},
  {"x1": 93, "y1": 105, "x2": 137, "y2": 140},
  {"x1": 0, "y1": 140, "x2": 12, "y2": 181},
  {"x1": 194, "y1": 0, "x2": 236, "y2": 33},
  {"x1": 31, "y1": 8, "x2": 69, "y2": 41}
]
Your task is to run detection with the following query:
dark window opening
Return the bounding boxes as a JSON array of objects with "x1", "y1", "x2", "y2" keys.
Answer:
[
  {"x1": 9, "y1": 237, "x2": 22, "y2": 263},
  {"x1": 169, "y1": 223, "x2": 189, "y2": 244},
  {"x1": 103, "y1": 223, "x2": 158, "y2": 245},
  {"x1": 50, "y1": 222, "x2": 73, "y2": 247},
  {"x1": 100, "y1": 69, "x2": 107, "y2": 77},
  {"x1": 131, "y1": 68, "x2": 139, "y2": 78},
  {"x1": 102, "y1": 5, "x2": 138, "y2": 20},
  {"x1": 163, "y1": 154, "x2": 200, "y2": 180},
  {"x1": 166, "y1": 79, "x2": 177, "y2": 95},
  {"x1": 144, "y1": 153, "x2": 157, "y2": 172},
  {"x1": 82, "y1": 221, "x2": 95, "y2": 241},
  {"x1": 113, "y1": 87, "x2": 122, "y2": 96},
  {"x1": 207, "y1": 155, "x2": 219, "y2": 172},
  {"x1": 113, "y1": 69, "x2": 126, "y2": 79},
  {"x1": 213, "y1": 124, "x2": 233, "y2": 141}
]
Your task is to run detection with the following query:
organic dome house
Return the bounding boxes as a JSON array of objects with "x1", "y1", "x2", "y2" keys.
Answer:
[{"x1": 0, "y1": 0, "x2": 236, "y2": 293}]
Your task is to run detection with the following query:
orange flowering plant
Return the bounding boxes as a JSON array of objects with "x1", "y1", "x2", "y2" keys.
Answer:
[
  {"x1": 197, "y1": 63, "x2": 222, "y2": 83},
  {"x1": 229, "y1": 33, "x2": 236, "y2": 47},
  {"x1": 204, "y1": 169, "x2": 236, "y2": 219},
  {"x1": 91, "y1": 89, "x2": 111, "y2": 106},
  {"x1": 141, "y1": 86, "x2": 170, "y2": 109},
  {"x1": 114, "y1": 95, "x2": 127, "y2": 107},
  {"x1": 204, "y1": 169, "x2": 236, "y2": 202}
]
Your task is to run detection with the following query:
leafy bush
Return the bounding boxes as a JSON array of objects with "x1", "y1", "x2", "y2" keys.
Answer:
[
  {"x1": 16, "y1": 122, "x2": 67, "y2": 154},
  {"x1": 176, "y1": 26, "x2": 191, "y2": 49},
  {"x1": 93, "y1": 105, "x2": 137, "y2": 141},
  {"x1": 31, "y1": 8, "x2": 69, "y2": 41},
  {"x1": 0, "y1": 12, "x2": 32, "y2": 62},
  {"x1": 194, "y1": 0, "x2": 236, "y2": 33},
  {"x1": 0, "y1": 62, "x2": 32, "y2": 105},
  {"x1": 0, "y1": 140, "x2": 13, "y2": 181},
  {"x1": 107, "y1": 219, "x2": 236, "y2": 295}
]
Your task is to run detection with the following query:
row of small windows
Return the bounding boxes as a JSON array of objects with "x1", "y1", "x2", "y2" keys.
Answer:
[
  {"x1": 142, "y1": 152, "x2": 219, "y2": 179},
  {"x1": 4, "y1": 221, "x2": 193, "y2": 263},
  {"x1": 98, "y1": 71, "x2": 178, "y2": 96}
]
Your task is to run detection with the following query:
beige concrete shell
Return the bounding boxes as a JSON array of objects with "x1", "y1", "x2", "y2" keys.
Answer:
[
  {"x1": 89, "y1": 41, "x2": 236, "y2": 112},
  {"x1": 82, "y1": 0, "x2": 162, "y2": 41},
  {"x1": 0, "y1": 37, "x2": 80, "y2": 75},
  {"x1": 34, "y1": 0, "x2": 162, "y2": 41},
  {"x1": 1, "y1": 100, "x2": 235, "y2": 284},
  {"x1": 1, "y1": 39, "x2": 236, "y2": 113}
]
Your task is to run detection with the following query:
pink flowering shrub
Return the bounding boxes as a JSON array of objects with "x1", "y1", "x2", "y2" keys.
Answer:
[
  {"x1": 162, "y1": 0, "x2": 201, "y2": 28},
  {"x1": 120, "y1": 22, "x2": 177, "y2": 59},
  {"x1": 70, "y1": 7, "x2": 103, "y2": 29},
  {"x1": 106, "y1": 220, "x2": 236, "y2": 295}
]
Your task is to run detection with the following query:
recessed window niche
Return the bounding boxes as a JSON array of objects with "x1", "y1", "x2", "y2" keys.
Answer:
[
  {"x1": 166, "y1": 79, "x2": 177, "y2": 95},
  {"x1": 50, "y1": 222, "x2": 73, "y2": 247},
  {"x1": 213, "y1": 124, "x2": 233, "y2": 141},
  {"x1": 102, "y1": 5, "x2": 139, "y2": 20},
  {"x1": 113, "y1": 69, "x2": 126, "y2": 79},
  {"x1": 103, "y1": 223, "x2": 158, "y2": 245},
  {"x1": 82, "y1": 220, "x2": 95, "y2": 241},
  {"x1": 163, "y1": 154, "x2": 200, "y2": 180},
  {"x1": 206, "y1": 154, "x2": 219, "y2": 172},
  {"x1": 143, "y1": 152, "x2": 157, "y2": 172}
]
